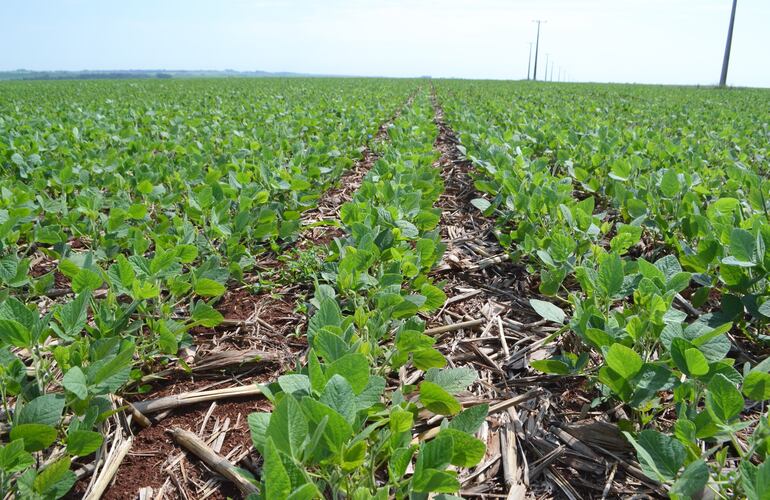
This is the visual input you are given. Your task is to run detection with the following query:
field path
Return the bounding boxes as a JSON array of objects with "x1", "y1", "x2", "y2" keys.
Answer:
[{"x1": 426, "y1": 87, "x2": 541, "y2": 496}]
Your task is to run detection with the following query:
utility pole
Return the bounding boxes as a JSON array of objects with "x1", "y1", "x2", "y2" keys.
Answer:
[
  {"x1": 527, "y1": 43, "x2": 533, "y2": 80},
  {"x1": 544, "y1": 53, "x2": 550, "y2": 82},
  {"x1": 532, "y1": 20, "x2": 546, "y2": 81},
  {"x1": 719, "y1": 0, "x2": 738, "y2": 87}
]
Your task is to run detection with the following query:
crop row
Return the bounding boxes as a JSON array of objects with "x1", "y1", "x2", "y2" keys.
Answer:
[
  {"x1": 246, "y1": 90, "x2": 488, "y2": 498},
  {"x1": 0, "y1": 78, "x2": 417, "y2": 497},
  {"x1": 436, "y1": 81, "x2": 770, "y2": 498}
]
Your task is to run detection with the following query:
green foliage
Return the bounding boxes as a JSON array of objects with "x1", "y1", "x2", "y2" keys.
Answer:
[
  {"x1": 246, "y1": 93, "x2": 487, "y2": 497},
  {"x1": 0, "y1": 77, "x2": 416, "y2": 497},
  {"x1": 438, "y1": 80, "x2": 770, "y2": 499}
]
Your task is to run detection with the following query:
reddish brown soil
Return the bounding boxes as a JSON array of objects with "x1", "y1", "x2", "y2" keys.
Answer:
[
  {"x1": 29, "y1": 255, "x2": 69, "y2": 289},
  {"x1": 103, "y1": 397, "x2": 270, "y2": 500},
  {"x1": 215, "y1": 287, "x2": 297, "y2": 323}
]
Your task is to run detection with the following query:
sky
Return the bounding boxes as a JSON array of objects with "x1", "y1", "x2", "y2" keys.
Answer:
[{"x1": 2, "y1": 0, "x2": 769, "y2": 87}]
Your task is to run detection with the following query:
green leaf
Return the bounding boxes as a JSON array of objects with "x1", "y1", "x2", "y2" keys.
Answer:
[
  {"x1": 418, "y1": 433, "x2": 453, "y2": 471},
  {"x1": 412, "y1": 469, "x2": 460, "y2": 494},
  {"x1": 424, "y1": 367, "x2": 477, "y2": 394},
  {"x1": 420, "y1": 381, "x2": 462, "y2": 416},
  {"x1": 308, "y1": 298, "x2": 342, "y2": 341},
  {"x1": 412, "y1": 347, "x2": 447, "y2": 370},
  {"x1": 267, "y1": 395, "x2": 308, "y2": 459},
  {"x1": 10, "y1": 424, "x2": 58, "y2": 452},
  {"x1": 743, "y1": 371, "x2": 770, "y2": 401},
  {"x1": 0, "y1": 319, "x2": 31, "y2": 348},
  {"x1": 599, "y1": 365, "x2": 632, "y2": 401},
  {"x1": 448, "y1": 404, "x2": 488, "y2": 434},
  {"x1": 67, "y1": 430, "x2": 103, "y2": 456},
  {"x1": 392, "y1": 298, "x2": 419, "y2": 319},
  {"x1": 660, "y1": 169, "x2": 680, "y2": 198},
  {"x1": 312, "y1": 329, "x2": 349, "y2": 362},
  {"x1": 0, "y1": 255, "x2": 19, "y2": 283},
  {"x1": 530, "y1": 359, "x2": 571, "y2": 375},
  {"x1": 624, "y1": 429, "x2": 685, "y2": 481},
  {"x1": 85, "y1": 343, "x2": 135, "y2": 394},
  {"x1": 175, "y1": 245, "x2": 199, "y2": 263},
  {"x1": 62, "y1": 367, "x2": 88, "y2": 399},
  {"x1": 247, "y1": 412, "x2": 270, "y2": 453},
  {"x1": 413, "y1": 435, "x2": 459, "y2": 493},
  {"x1": 758, "y1": 300, "x2": 770, "y2": 319},
  {"x1": 191, "y1": 301, "x2": 223, "y2": 327},
  {"x1": 741, "y1": 460, "x2": 770, "y2": 500},
  {"x1": 730, "y1": 228, "x2": 756, "y2": 263},
  {"x1": 277, "y1": 374, "x2": 312, "y2": 396},
  {"x1": 158, "y1": 329, "x2": 178, "y2": 355},
  {"x1": 395, "y1": 219, "x2": 419, "y2": 238},
  {"x1": 604, "y1": 344, "x2": 643, "y2": 380},
  {"x1": 56, "y1": 290, "x2": 91, "y2": 340},
  {"x1": 539, "y1": 266, "x2": 567, "y2": 295},
  {"x1": 326, "y1": 353, "x2": 369, "y2": 394},
  {"x1": 684, "y1": 348, "x2": 710, "y2": 377},
  {"x1": 470, "y1": 198, "x2": 491, "y2": 212},
  {"x1": 420, "y1": 283, "x2": 447, "y2": 310},
  {"x1": 671, "y1": 459, "x2": 709, "y2": 498},
  {"x1": 320, "y1": 375, "x2": 356, "y2": 423},
  {"x1": 438, "y1": 428, "x2": 486, "y2": 467},
  {"x1": 630, "y1": 364, "x2": 676, "y2": 408},
  {"x1": 149, "y1": 249, "x2": 177, "y2": 275},
  {"x1": 33, "y1": 456, "x2": 76, "y2": 498},
  {"x1": 355, "y1": 375, "x2": 385, "y2": 411},
  {"x1": 194, "y1": 278, "x2": 226, "y2": 297},
  {"x1": 722, "y1": 256, "x2": 756, "y2": 268},
  {"x1": 529, "y1": 299, "x2": 566, "y2": 323},
  {"x1": 72, "y1": 268, "x2": 103, "y2": 293},
  {"x1": 287, "y1": 483, "x2": 321, "y2": 500},
  {"x1": 390, "y1": 408, "x2": 414, "y2": 434},
  {"x1": 705, "y1": 373, "x2": 744, "y2": 423},
  {"x1": 0, "y1": 440, "x2": 34, "y2": 473},
  {"x1": 17, "y1": 394, "x2": 66, "y2": 426},
  {"x1": 308, "y1": 350, "x2": 327, "y2": 394},
  {"x1": 341, "y1": 440, "x2": 367, "y2": 471},
  {"x1": 389, "y1": 447, "x2": 416, "y2": 480},
  {"x1": 0, "y1": 296, "x2": 35, "y2": 329},
  {"x1": 300, "y1": 397, "x2": 353, "y2": 454},
  {"x1": 263, "y1": 438, "x2": 291, "y2": 499},
  {"x1": 707, "y1": 197, "x2": 740, "y2": 219},
  {"x1": 597, "y1": 253, "x2": 624, "y2": 298}
]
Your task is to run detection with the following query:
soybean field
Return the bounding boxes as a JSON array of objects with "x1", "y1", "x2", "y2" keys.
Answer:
[{"x1": 1, "y1": 77, "x2": 770, "y2": 499}]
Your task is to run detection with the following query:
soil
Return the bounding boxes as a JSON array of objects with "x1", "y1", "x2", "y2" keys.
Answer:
[
  {"x1": 102, "y1": 397, "x2": 270, "y2": 500},
  {"x1": 28, "y1": 254, "x2": 69, "y2": 289}
]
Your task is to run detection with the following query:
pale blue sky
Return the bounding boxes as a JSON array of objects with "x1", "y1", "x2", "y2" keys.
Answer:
[{"x1": 2, "y1": 0, "x2": 769, "y2": 87}]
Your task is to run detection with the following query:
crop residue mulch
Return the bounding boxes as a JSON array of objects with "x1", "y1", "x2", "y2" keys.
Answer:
[{"x1": 427, "y1": 88, "x2": 663, "y2": 499}]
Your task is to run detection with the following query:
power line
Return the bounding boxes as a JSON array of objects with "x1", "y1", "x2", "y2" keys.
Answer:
[
  {"x1": 719, "y1": 0, "x2": 738, "y2": 87},
  {"x1": 532, "y1": 20, "x2": 546, "y2": 81}
]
